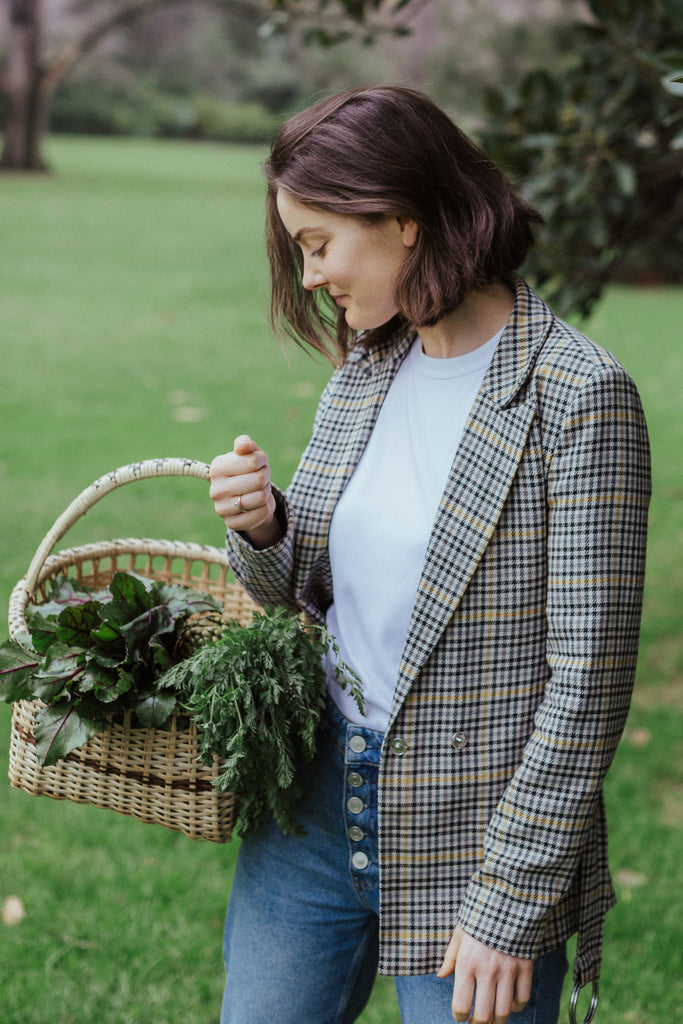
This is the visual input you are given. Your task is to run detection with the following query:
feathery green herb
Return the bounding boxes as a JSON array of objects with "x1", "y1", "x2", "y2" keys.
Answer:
[{"x1": 164, "y1": 606, "x2": 364, "y2": 837}]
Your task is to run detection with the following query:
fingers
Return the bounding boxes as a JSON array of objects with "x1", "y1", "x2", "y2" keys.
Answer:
[
  {"x1": 209, "y1": 436, "x2": 274, "y2": 532},
  {"x1": 510, "y1": 962, "x2": 532, "y2": 1014},
  {"x1": 492, "y1": 974, "x2": 515, "y2": 1024},
  {"x1": 444, "y1": 928, "x2": 533, "y2": 1024},
  {"x1": 437, "y1": 930, "x2": 460, "y2": 979},
  {"x1": 210, "y1": 470, "x2": 273, "y2": 527},
  {"x1": 233, "y1": 433, "x2": 259, "y2": 456},
  {"x1": 209, "y1": 435, "x2": 265, "y2": 484},
  {"x1": 451, "y1": 959, "x2": 476, "y2": 1023}
]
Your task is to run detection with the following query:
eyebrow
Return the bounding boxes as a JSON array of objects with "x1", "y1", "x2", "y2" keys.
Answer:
[{"x1": 292, "y1": 227, "x2": 323, "y2": 245}]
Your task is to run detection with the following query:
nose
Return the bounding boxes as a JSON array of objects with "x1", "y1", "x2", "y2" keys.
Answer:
[{"x1": 302, "y1": 259, "x2": 327, "y2": 291}]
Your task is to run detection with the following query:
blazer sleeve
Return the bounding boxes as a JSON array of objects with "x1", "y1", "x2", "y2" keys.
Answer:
[
  {"x1": 223, "y1": 372, "x2": 338, "y2": 613},
  {"x1": 456, "y1": 361, "x2": 651, "y2": 958},
  {"x1": 224, "y1": 486, "x2": 300, "y2": 612}
]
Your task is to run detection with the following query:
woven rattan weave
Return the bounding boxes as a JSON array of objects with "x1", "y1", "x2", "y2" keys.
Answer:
[{"x1": 7, "y1": 459, "x2": 260, "y2": 843}]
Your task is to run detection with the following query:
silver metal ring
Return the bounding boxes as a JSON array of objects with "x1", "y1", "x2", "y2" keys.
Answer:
[
  {"x1": 569, "y1": 980, "x2": 599, "y2": 1024},
  {"x1": 234, "y1": 495, "x2": 245, "y2": 513}
]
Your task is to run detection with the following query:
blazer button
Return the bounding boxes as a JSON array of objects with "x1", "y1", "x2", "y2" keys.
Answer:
[
  {"x1": 451, "y1": 732, "x2": 467, "y2": 751},
  {"x1": 390, "y1": 737, "x2": 408, "y2": 756}
]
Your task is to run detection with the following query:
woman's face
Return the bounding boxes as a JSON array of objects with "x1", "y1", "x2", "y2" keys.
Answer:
[{"x1": 276, "y1": 190, "x2": 417, "y2": 331}]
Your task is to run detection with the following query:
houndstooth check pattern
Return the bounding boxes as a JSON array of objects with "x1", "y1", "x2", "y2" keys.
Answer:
[{"x1": 225, "y1": 279, "x2": 651, "y2": 989}]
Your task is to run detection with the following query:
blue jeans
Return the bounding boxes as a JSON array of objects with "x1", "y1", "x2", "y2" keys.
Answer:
[{"x1": 221, "y1": 701, "x2": 568, "y2": 1024}]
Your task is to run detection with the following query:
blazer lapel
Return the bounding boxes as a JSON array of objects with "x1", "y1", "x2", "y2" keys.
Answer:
[
  {"x1": 320, "y1": 326, "x2": 415, "y2": 525},
  {"x1": 390, "y1": 279, "x2": 555, "y2": 719}
]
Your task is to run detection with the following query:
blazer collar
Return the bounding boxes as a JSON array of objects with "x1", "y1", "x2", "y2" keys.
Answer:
[
  {"x1": 482, "y1": 276, "x2": 555, "y2": 407},
  {"x1": 349, "y1": 277, "x2": 555, "y2": 406},
  {"x1": 347, "y1": 318, "x2": 415, "y2": 378}
]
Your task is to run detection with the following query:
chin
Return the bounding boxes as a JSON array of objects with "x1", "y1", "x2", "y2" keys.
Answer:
[{"x1": 345, "y1": 310, "x2": 392, "y2": 331}]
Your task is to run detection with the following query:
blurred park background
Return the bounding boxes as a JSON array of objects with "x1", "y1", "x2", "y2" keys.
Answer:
[{"x1": 1, "y1": 1, "x2": 682, "y2": 1022}]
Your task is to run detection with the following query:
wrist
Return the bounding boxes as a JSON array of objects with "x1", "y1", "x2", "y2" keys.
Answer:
[
  {"x1": 244, "y1": 492, "x2": 287, "y2": 549},
  {"x1": 245, "y1": 515, "x2": 283, "y2": 550}
]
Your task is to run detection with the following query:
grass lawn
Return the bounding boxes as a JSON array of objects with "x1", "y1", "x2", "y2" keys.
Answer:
[{"x1": 1, "y1": 135, "x2": 681, "y2": 1024}]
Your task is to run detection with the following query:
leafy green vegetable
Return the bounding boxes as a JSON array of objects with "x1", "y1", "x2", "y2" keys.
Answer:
[
  {"x1": 0, "y1": 643, "x2": 41, "y2": 702},
  {"x1": 161, "y1": 606, "x2": 364, "y2": 838},
  {"x1": 1, "y1": 572, "x2": 364, "y2": 838},
  {"x1": 0, "y1": 573, "x2": 223, "y2": 765},
  {"x1": 34, "y1": 701, "x2": 106, "y2": 766}
]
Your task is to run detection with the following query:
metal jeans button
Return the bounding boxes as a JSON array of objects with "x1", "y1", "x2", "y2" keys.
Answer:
[
  {"x1": 347, "y1": 772, "x2": 364, "y2": 787},
  {"x1": 348, "y1": 826, "x2": 365, "y2": 842},
  {"x1": 349, "y1": 735, "x2": 367, "y2": 753},
  {"x1": 347, "y1": 796, "x2": 364, "y2": 814},
  {"x1": 351, "y1": 851, "x2": 369, "y2": 870}
]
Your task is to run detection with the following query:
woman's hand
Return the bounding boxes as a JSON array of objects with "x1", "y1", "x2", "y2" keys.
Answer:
[
  {"x1": 209, "y1": 435, "x2": 283, "y2": 550},
  {"x1": 438, "y1": 927, "x2": 533, "y2": 1024}
]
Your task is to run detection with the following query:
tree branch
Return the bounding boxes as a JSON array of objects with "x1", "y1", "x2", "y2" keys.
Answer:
[
  {"x1": 264, "y1": 0, "x2": 423, "y2": 37},
  {"x1": 42, "y1": 0, "x2": 421, "y2": 93},
  {"x1": 43, "y1": 0, "x2": 259, "y2": 92}
]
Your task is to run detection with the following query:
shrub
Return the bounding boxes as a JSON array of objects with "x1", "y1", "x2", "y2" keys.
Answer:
[
  {"x1": 184, "y1": 95, "x2": 280, "y2": 143},
  {"x1": 50, "y1": 77, "x2": 279, "y2": 144}
]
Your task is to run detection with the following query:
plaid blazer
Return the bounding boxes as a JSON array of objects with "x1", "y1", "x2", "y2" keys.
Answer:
[{"x1": 226, "y1": 279, "x2": 651, "y2": 989}]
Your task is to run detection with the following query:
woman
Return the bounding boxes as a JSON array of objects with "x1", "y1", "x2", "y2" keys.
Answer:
[{"x1": 209, "y1": 86, "x2": 650, "y2": 1024}]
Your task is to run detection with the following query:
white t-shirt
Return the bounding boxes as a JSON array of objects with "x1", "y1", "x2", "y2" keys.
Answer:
[{"x1": 325, "y1": 329, "x2": 502, "y2": 731}]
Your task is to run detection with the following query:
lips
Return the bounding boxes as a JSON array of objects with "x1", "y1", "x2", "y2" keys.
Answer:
[{"x1": 330, "y1": 293, "x2": 347, "y2": 306}]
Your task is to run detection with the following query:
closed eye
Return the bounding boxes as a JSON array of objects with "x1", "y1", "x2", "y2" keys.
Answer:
[{"x1": 311, "y1": 244, "x2": 327, "y2": 258}]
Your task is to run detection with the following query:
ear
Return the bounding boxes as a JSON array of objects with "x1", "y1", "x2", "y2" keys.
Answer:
[{"x1": 397, "y1": 217, "x2": 419, "y2": 248}]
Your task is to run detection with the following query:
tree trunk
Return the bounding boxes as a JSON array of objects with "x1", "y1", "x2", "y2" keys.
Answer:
[
  {"x1": 0, "y1": 0, "x2": 49, "y2": 171},
  {"x1": 0, "y1": 0, "x2": 204, "y2": 172}
]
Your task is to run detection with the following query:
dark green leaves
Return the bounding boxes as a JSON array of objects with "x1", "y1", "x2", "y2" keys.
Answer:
[
  {"x1": 1, "y1": 572, "x2": 223, "y2": 765},
  {"x1": 0, "y1": 642, "x2": 41, "y2": 702},
  {"x1": 31, "y1": 644, "x2": 82, "y2": 702},
  {"x1": 55, "y1": 602, "x2": 102, "y2": 647},
  {"x1": 134, "y1": 690, "x2": 178, "y2": 728},
  {"x1": 480, "y1": 0, "x2": 683, "y2": 319},
  {"x1": 34, "y1": 702, "x2": 106, "y2": 767},
  {"x1": 660, "y1": 0, "x2": 683, "y2": 31}
]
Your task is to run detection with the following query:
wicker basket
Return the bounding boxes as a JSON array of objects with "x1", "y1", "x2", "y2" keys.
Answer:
[{"x1": 7, "y1": 458, "x2": 261, "y2": 843}]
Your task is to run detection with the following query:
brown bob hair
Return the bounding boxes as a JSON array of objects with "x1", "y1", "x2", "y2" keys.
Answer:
[{"x1": 264, "y1": 85, "x2": 542, "y2": 361}]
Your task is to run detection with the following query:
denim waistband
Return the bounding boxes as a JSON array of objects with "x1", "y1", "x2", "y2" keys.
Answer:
[{"x1": 324, "y1": 697, "x2": 385, "y2": 767}]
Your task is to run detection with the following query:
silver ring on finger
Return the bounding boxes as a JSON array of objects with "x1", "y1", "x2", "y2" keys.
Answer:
[{"x1": 234, "y1": 495, "x2": 245, "y2": 514}]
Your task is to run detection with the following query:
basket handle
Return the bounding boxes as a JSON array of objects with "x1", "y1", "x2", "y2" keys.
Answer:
[{"x1": 19, "y1": 458, "x2": 211, "y2": 603}]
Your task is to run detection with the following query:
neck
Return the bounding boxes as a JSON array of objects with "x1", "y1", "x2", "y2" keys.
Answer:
[{"x1": 418, "y1": 281, "x2": 515, "y2": 359}]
